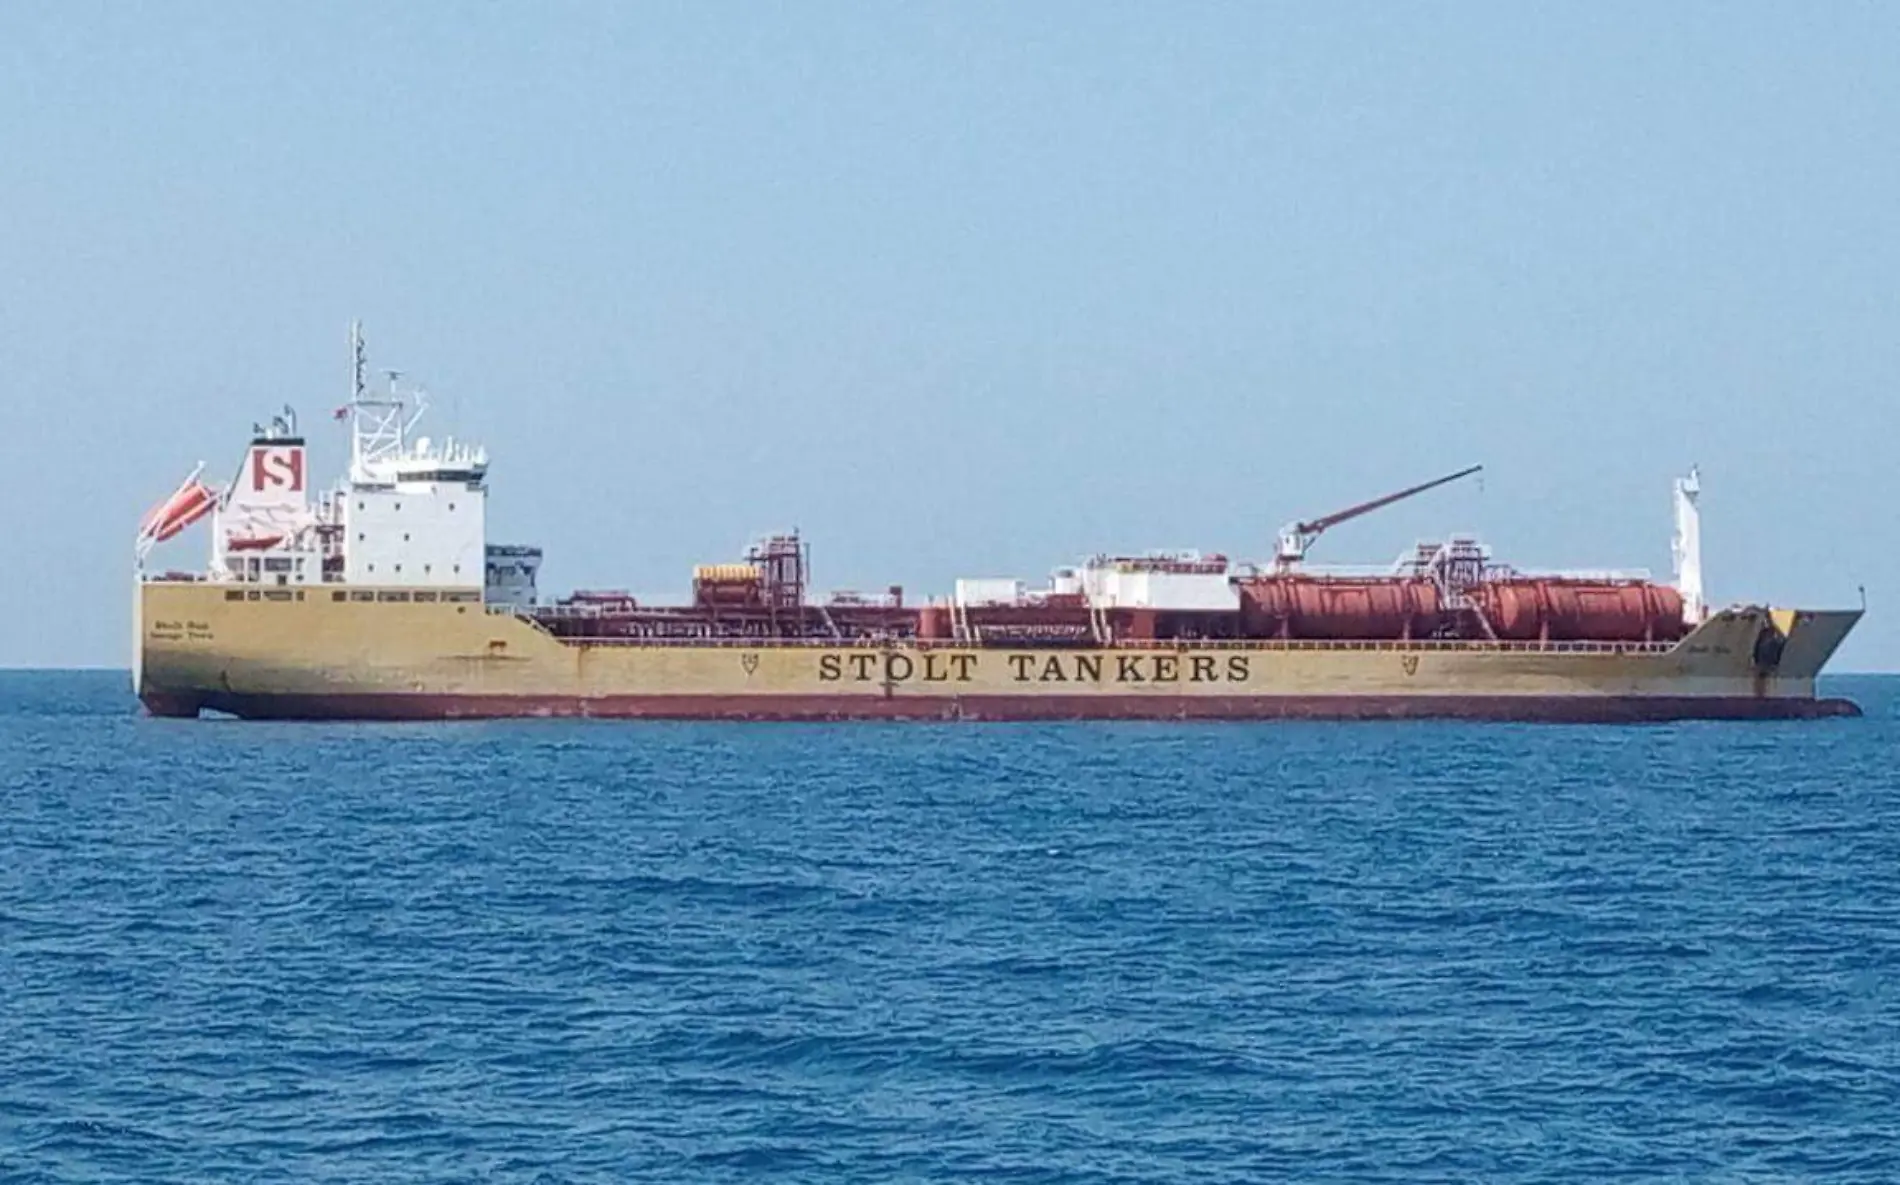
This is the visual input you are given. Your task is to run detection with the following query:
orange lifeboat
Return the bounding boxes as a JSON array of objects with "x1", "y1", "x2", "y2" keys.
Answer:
[{"x1": 140, "y1": 481, "x2": 217, "y2": 543}]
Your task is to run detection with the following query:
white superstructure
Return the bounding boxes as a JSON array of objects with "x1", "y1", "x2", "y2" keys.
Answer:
[
  {"x1": 134, "y1": 322, "x2": 538, "y2": 602},
  {"x1": 335, "y1": 323, "x2": 490, "y2": 587},
  {"x1": 951, "y1": 552, "x2": 1240, "y2": 611},
  {"x1": 1080, "y1": 551, "x2": 1239, "y2": 611},
  {"x1": 336, "y1": 436, "x2": 489, "y2": 587}
]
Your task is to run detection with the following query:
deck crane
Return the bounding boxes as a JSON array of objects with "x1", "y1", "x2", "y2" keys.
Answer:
[{"x1": 1273, "y1": 464, "x2": 1483, "y2": 570}]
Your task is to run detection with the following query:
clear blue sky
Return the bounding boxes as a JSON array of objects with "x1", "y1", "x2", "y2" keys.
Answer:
[{"x1": 3, "y1": 2, "x2": 1895, "y2": 669}]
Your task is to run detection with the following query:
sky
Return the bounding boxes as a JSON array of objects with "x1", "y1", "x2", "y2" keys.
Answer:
[{"x1": 2, "y1": 2, "x2": 1896, "y2": 669}]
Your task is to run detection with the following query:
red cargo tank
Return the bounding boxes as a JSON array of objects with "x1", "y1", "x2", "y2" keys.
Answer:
[
  {"x1": 1239, "y1": 578, "x2": 1444, "y2": 640},
  {"x1": 916, "y1": 605, "x2": 950, "y2": 640},
  {"x1": 1475, "y1": 579, "x2": 1685, "y2": 643}
]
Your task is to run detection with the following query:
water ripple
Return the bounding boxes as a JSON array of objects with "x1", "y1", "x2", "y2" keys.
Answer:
[{"x1": 2, "y1": 673, "x2": 1898, "y2": 1181}]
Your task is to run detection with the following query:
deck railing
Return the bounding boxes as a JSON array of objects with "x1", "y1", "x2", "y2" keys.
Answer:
[
  {"x1": 497, "y1": 625, "x2": 1678, "y2": 657},
  {"x1": 150, "y1": 588, "x2": 1679, "y2": 656}
]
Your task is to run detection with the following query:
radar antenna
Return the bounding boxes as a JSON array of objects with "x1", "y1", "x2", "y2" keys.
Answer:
[{"x1": 341, "y1": 321, "x2": 428, "y2": 479}]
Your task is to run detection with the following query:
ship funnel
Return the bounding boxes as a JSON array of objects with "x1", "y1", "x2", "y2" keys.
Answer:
[{"x1": 1671, "y1": 466, "x2": 1705, "y2": 624}]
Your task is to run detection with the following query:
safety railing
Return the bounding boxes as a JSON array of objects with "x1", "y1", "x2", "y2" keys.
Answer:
[{"x1": 510, "y1": 631, "x2": 1678, "y2": 656}]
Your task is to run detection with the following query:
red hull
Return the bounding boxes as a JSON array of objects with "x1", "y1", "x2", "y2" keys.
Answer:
[{"x1": 144, "y1": 691, "x2": 1863, "y2": 723}]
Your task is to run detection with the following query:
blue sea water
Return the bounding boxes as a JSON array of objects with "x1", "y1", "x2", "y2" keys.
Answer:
[{"x1": 3, "y1": 672, "x2": 1898, "y2": 1182}]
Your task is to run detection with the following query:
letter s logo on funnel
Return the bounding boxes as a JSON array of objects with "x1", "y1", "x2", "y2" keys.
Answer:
[{"x1": 251, "y1": 447, "x2": 305, "y2": 493}]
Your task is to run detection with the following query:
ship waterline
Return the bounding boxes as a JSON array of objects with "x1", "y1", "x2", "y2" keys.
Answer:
[{"x1": 136, "y1": 583, "x2": 1862, "y2": 721}]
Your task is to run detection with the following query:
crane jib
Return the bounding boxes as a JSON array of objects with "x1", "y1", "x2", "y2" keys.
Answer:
[{"x1": 1294, "y1": 465, "x2": 1484, "y2": 537}]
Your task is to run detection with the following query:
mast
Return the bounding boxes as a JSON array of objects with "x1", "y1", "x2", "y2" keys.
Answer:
[
  {"x1": 349, "y1": 319, "x2": 367, "y2": 476},
  {"x1": 1672, "y1": 466, "x2": 1705, "y2": 624},
  {"x1": 342, "y1": 320, "x2": 423, "y2": 481}
]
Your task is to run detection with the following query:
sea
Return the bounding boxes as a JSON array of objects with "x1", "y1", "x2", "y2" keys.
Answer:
[{"x1": 3, "y1": 670, "x2": 1897, "y2": 1182}]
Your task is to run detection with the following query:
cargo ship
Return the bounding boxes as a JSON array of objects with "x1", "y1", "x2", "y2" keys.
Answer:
[{"x1": 133, "y1": 326, "x2": 1862, "y2": 721}]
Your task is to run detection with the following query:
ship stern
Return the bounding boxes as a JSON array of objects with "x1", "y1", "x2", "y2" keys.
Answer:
[{"x1": 135, "y1": 579, "x2": 210, "y2": 718}]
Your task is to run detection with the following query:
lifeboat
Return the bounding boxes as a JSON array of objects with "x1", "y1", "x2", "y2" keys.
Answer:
[
  {"x1": 226, "y1": 533, "x2": 285, "y2": 552},
  {"x1": 140, "y1": 481, "x2": 217, "y2": 543}
]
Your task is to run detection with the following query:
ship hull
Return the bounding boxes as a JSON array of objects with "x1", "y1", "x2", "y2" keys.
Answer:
[
  {"x1": 135, "y1": 584, "x2": 1864, "y2": 723},
  {"x1": 149, "y1": 690, "x2": 1859, "y2": 722}
]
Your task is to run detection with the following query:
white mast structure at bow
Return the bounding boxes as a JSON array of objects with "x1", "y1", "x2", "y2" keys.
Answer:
[{"x1": 1671, "y1": 465, "x2": 1706, "y2": 626}]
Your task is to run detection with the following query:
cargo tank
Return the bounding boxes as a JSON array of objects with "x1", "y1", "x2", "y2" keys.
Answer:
[
  {"x1": 1475, "y1": 579, "x2": 1685, "y2": 644},
  {"x1": 132, "y1": 326, "x2": 1863, "y2": 722},
  {"x1": 1238, "y1": 577, "x2": 1445, "y2": 640}
]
